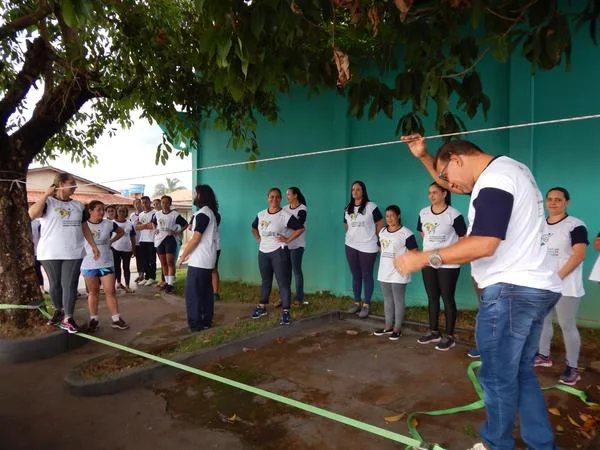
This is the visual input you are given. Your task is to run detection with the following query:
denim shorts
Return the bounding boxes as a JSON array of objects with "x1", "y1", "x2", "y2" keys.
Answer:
[{"x1": 82, "y1": 267, "x2": 114, "y2": 278}]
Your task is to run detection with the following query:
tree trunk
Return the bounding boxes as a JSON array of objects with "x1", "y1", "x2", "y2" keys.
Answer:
[{"x1": 0, "y1": 139, "x2": 42, "y2": 329}]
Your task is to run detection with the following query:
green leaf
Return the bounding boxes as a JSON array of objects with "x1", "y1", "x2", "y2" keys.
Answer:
[
  {"x1": 61, "y1": 0, "x2": 79, "y2": 28},
  {"x1": 195, "y1": 0, "x2": 206, "y2": 11},
  {"x1": 217, "y1": 38, "x2": 232, "y2": 68},
  {"x1": 368, "y1": 97, "x2": 379, "y2": 119}
]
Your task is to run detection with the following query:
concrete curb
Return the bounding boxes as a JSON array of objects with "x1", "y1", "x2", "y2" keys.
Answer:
[
  {"x1": 65, "y1": 311, "x2": 340, "y2": 396},
  {"x1": 0, "y1": 330, "x2": 88, "y2": 363}
]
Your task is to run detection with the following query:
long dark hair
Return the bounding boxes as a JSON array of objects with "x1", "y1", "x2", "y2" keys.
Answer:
[
  {"x1": 346, "y1": 180, "x2": 369, "y2": 215},
  {"x1": 430, "y1": 181, "x2": 451, "y2": 206},
  {"x1": 194, "y1": 184, "x2": 219, "y2": 215},
  {"x1": 546, "y1": 186, "x2": 570, "y2": 201},
  {"x1": 288, "y1": 186, "x2": 307, "y2": 206}
]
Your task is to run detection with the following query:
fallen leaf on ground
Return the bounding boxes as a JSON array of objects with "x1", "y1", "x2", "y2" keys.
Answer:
[
  {"x1": 579, "y1": 429, "x2": 593, "y2": 440},
  {"x1": 587, "y1": 404, "x2": 600, "y2": 411},
  {"x1": 556, "y1": 425, "x2": 565, "y2": 432},
  {"x1": 274, "y1": 337, "x2": 286, "y2": 344},
  {"x1": 384, "y1": 413, "x2": 406, "y2": 422},
  {"x1": 568, "y1": 415, "x2": 582, "y2": 428},
  {"x1": 548, "y1": 407, "x2": 561, "y2": 416},
  {"x1": 410, "y1": 417, "x2": 419, "y2": 428},
  {"x1": 346, "y1": 329, "x2": 359, "y2": 335},
  {"x1": 579, "y1": 413, "x2": 593, "y2": 422},
  {"x1": 225, "y1": 414, "x2": 238, "y2": 423},
  {"x1": 242, "y1": 347, "x2": 256, "y2": 352}
]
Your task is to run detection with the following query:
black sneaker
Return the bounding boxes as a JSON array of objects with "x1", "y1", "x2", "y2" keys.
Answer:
[
  {"x1": 88, "y1": 318, "x2": 100, "y2": 332},
  {"x1": 165, "y1": 284, "x2": 174, "y2": 294},
  {"x1": 111, "y1": 318, "x2": 130, "y2": 330},
  {"x1": 280, "y1": 310, "x2": 291, "y2": 325},
  {"x1": 214, "y1": 293, "x2": 220, "y2": 301},
  {"x1": 46, "y1": 309, "x2": 64, "y2": 326},
  {"x1": 59, "y1": 317, "x2": 80, "y2": 334},
  {"x1": 417, "y1": 331, "x2": 441, "y2": 344},
  {"x1": 373, "y1": 328, "x2": 393, "y2": 336},
  {"x1": 435, "y1": 336, "x2": 456, "y2": 351},
  {"x1": 389, "y1": 331, "x2": 402, "y2": 341}
]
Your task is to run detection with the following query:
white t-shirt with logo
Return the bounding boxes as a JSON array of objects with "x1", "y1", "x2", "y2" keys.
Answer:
[
  {"x1": 542, "y1": 216, "x2": 588, "y2": 297},
  {"x1": 37, "y1": 197, "x2": 86, "y2": 260},
  {"x1": 467, "y1": 156, "x2": 562, "y2": 292},
  {"x1": 111, "y1": 219, "x2": 136, "y2": 253},
  {"x1": 82, "y1": 219, "x2": 119, "y2": 270},
  {"x1": 188, "y1": 206, "x2": 218, "y2": 269},
  {"x1": 152, "y1": 209, "x2": 187, "y2": 247},
  {"x1": 252, "y1": 208, "x2": 303, "y2": 254},
  {"x1": 417, "y1": 206, "x2": 466, "y2": 269},
  {"x1": 344, "y1": 201, "x2": 382, "y2": 253},
  {"x1": 283, "y1": 204, "x2": 307, "y2": 250},
  {"x1": 377, "y1": 226, "x2": 419, "y2": 283},
  {"x1": 137, "y1": 209, "x2": 156, "y2": 243}
]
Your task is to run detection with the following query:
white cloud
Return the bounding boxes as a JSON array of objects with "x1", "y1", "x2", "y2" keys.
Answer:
[{"x1": 30, "y1": 118, "x2": 193, "y2": 195}]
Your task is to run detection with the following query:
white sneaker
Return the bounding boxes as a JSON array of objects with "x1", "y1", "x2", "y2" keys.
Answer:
[
  {"x1": 468, "y1": 444, "x2": 487, "y2": 450},
  {"x1": 144, "y1": 279, "x2": 156, "y2": 286}
]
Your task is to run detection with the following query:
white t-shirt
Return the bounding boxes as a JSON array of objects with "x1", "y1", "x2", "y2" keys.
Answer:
[
  {"x1": 152, "y1": 209, "x2": 187, "y2": 247},
  {"x1": 542, "y1": 216, "x2": 588, "y2": 297},
  {"x1": 188, "y1": 206, "x2": 218, "y2": 269},
  {"x1": 283, "y1": 204, "x2": 307, "y2": 250},
  {"x1": 31, "y1": 218, "x2": 41, "y2": 257},
  {"x1": 252, "y1": 208, "x2": 303, "y2": 254},
  {"x1": 111, "y1": 219, "x2": 136, "y2": 253},
  {"x1": 467, "y1": 156, "x2": 562, "y2": 292},
  {"x1": 129, "y1": 211, "x2": 141, "y2": 246},
  {"x1": 137, "y1": 209, "x2": 156, "y2": 243},
  {"x1": 344, "y1": 201, "x2": 382, "y2": 253},
  {"x1": 82, "y1": 219, "x2": 118, "y2": 270},
  {"x1": 417, "y1": 205, "x2": 466, "y2": 269},
  {"x1": 377, "y1": 226, "x2": 418, "y2": 283},
  {"x1": 36, "y1": 197, "x2": 86, "y2": 260}
]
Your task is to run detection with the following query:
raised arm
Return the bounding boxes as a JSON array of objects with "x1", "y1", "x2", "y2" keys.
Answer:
[{"x1": 29, "y1": 186, "x2": 55, "y2": 219}]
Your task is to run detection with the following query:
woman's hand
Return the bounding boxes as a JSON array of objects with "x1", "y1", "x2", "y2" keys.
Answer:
[{"x1": 277, "y1": 234, "x2": 289, "y2": 244}]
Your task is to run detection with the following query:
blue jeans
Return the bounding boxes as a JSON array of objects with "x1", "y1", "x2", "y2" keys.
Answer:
[
  {"x1": 290, "y1": 247, "x2": 304, "y2": 302},
  {"x1": 258, "y1": 248, "x2": 291, "y2": 309},
  {"x1": 476, "y1": 283, "x2": 561, "y2": 450}
]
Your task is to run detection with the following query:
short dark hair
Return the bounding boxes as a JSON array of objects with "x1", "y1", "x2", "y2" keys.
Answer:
[
  {"x1": 267, "y1": 187, "x2": 282, "y2": 198},
  {"x1": 161, "y1": 195, "x2": 172, "y2": 205},
  {"x1": 434, "y1": 140, "x2": 484, "y2": 170},
  {"x1": 385, "y1": 205, "x2": 401, "y2": 225},
  {"x1": 546, "y1": 186, "x2": 570, "y2": 201},
  {"x1": 88, "y1": 200, "x2": 104, "y2": 212},
  {"x1": 141, "y1": 196, "x2": 150, "y2": 202},
  {"x1": 105, "y1": 205, "x2": 116, "y2": 211}
]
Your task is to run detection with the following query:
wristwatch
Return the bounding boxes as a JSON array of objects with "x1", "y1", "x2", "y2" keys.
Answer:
[{"x1": 428, "y1": 250, "x2": 443, "y2": 269}]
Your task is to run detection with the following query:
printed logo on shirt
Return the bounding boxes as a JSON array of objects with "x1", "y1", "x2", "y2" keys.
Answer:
[
  {"x1": 55, "y1": 207, "x2": 71, "y2": 219},
  {"x1": 380, "y1": 238, "x2": 390, "y2": 251},
  {"x1": 541, "y1": 232, "x2": 552, "y2": 246},
  {"x1": 259, "y1": 219, "x2": 276, "y2": 237},
  {"x1": 55, "y1": 206, "x2": 81, "y2": 227},
  {"x1": 423, "y1": 222, "x2": 439, "y2": 235},
  {"x1": 158, "y1": 218, "x2": 167, "y2": 230},
  {"x1": 380, "y1": 238, "x2": 395, "y2": 258},
  {"x1": 91, "y1": 228, "x2": 100, "y2": 240}
]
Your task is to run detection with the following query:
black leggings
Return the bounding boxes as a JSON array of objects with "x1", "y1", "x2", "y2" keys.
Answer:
[
  {"x1": 421, "y1": 266, "x2": 460, "y2": 335},
  {"x1": 113, "y1": 249, "x2": 133, "y2": 286}
]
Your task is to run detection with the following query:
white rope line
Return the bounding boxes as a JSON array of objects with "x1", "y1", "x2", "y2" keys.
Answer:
[{"x1": 3, "y1": 112, "x2": 600, "y2": 192}]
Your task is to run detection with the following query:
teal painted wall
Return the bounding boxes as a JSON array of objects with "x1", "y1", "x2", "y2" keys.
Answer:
[{"x1": 193, "y1": 31, "x2": 600, "y2": 326}]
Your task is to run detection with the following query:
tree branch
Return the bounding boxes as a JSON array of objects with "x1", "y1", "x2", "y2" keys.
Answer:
[
  {"x1": 0, "y1": 0, "x2": 53, "y2": 39},
  {"x1": 0, "y1": 37, "x2": 53, "y2": 130}
]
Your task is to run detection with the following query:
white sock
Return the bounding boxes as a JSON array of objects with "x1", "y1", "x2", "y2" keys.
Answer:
[
  {"x1": 90, "y1": 315, "x2": 99, "y2": 321},
  {"x1": 111, "y1": 314, "x2": 120, "y2": 322},
  {"x1": 167, "y1": 276, "x2": 174, "y2": 285},
  {"x1": 64, "y1": 315, "x2": 71, "y2": 320}
]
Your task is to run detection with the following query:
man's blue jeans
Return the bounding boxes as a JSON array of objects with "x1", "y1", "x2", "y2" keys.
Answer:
[{"x1": 476, "y1": 283, "x2": 561, "y2": 450}]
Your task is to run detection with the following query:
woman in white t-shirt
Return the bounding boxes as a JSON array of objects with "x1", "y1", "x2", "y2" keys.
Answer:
[
  {"x1": 536, "y1": 187, "x2": 589, "y2": 386},
  {"x1": 251, "y1": 187, "x2": 305, "y2": 325},
  {"x1": 373, "y1": 205, "x2": 418, "y2": 340},
  {"x1": 416, "y1": 182, "x2": 467, "y2": 351},
  {"x1": 178, "y1": 185, "x2": 220, "y2": 331},
  {"x1": 28, "y1": 173, "x2": 100, "y2": 334},
  {"x1": 344, "y1": 180, "x2": 384, "y2": 319},
  {"x1": 283, "y1": 187, "x2": 308, "y2": 307},
  {"x1": 82, "y1": 201, "x2": 129, "y2": 331},
  {"x1": 112, "y1": 206, "x2": 137, "y2": 293},
  {"x1": 30, "y1": 218, "x2": 44, "y2": 292},
  {"x1": 152, "y1": 195, "x2": 188, "y2": 294}
]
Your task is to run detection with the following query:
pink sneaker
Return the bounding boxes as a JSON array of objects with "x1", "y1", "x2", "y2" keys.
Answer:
[
  {"x1": 534, "y1": 353, "x2": 553, "y2": 367},
  {"x1": 59, "y1": 317, "x2": 80, "y2": 334},
  {"x1": 559, "y1": 366, "x2": 581, "y2": 386}
]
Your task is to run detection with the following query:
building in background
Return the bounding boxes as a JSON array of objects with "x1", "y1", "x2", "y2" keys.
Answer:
[{"x1": 27, "y1": 166, "x2": 132, "y2": 208}]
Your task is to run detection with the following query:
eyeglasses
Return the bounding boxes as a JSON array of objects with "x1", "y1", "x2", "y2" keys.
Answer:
[{"x1": 438, "y1": 159, "x2": 451, "y2": 183}]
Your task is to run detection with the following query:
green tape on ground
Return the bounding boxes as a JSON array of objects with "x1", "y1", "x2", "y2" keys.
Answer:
[{"x1": 0, "y1": 303, "x2": 442, "y2": 450}]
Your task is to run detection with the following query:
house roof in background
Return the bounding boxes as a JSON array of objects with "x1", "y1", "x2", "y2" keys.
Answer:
[
  {"x1": 27, "y1": 190, "x2": 133, "y2": 206},
  {"x1": 28, "y1": 166, "x2": 120, "y2": 194}
]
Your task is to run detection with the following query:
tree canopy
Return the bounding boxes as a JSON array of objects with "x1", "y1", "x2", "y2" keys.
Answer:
[
  {"x1": 154, "y1": 177, "x2": 186, "y2": 197},
  {"x1": 1, "y1": 0, "x2": 598, "y2": 169}
]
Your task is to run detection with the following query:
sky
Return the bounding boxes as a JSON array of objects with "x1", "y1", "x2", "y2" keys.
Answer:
[{"x1": 29, "y1": 118, "x2": 193, "y2": 196}]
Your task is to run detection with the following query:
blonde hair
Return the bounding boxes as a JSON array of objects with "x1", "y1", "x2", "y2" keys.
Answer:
[{"x1": 52, "y1": 172, "x2": 76, "y2": 187}]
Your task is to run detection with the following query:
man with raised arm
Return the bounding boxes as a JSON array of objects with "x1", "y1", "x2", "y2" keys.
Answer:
[{"x1": 395, "y1": 135, "x2": 561, "y2": 450}]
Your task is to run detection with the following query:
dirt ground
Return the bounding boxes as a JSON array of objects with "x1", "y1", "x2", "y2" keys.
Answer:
[{"x1": 1, "y1": 286, "x2": 599, "y2": 450}]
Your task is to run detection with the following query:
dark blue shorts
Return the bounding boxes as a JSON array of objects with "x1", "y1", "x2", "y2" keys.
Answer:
[
  {"x1": 157, "y1": 235, "x2": 177, "y2": 255},
  {"x1": 82, "y1": 267, "x2": 114, "y2": 278},
  {"x1": 214, "y1": 250, "x2": 221, "y2": 269}
]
